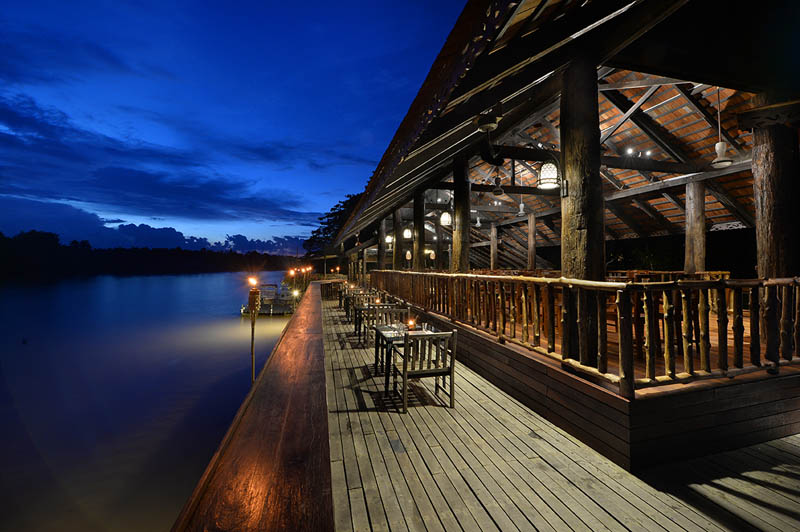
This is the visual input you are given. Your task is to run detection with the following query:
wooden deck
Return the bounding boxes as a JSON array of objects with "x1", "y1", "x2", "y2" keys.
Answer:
[{"x1": 323, "y1": 298, "x2": 800, "y2": 532}]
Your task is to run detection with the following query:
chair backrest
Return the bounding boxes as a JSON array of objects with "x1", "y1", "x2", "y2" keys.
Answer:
[
  {"x1": 402, "y1": 330, "x2": 457, "y2": 373},
  {"x1": 352, "y1": 293, "x2": 379, "y2": 307},
  {"x1": 371, "y1": 305, "x2": 409, "y2": 327}
]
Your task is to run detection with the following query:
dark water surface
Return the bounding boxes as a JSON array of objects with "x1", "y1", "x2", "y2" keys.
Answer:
[{"x1": 0, "y1": 271, "x2": 290, "y2": 531}]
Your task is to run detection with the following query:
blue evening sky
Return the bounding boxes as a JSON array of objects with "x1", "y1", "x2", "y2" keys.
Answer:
[{"x1": 0, "y1": 0, "x2": 465, "y2": 251}]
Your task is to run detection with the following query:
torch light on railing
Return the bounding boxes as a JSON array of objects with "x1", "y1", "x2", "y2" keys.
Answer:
[{"x1": 247, "y1": 276, "x2": 261, "y2": 385}]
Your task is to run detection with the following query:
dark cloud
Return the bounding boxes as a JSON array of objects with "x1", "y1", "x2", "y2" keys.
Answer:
[
  {"x1": 0, "y1": 94, "x2": 322, "y2": 226},
  {"x1": 233, "y1": 139, "x2": 377, "y2": 171},
  {"x1": 0, "y1": 196, "x2": 305, "y2": 253},
  {"x1": 0, "y1": 25, "x2": 168, "y2": 85}
]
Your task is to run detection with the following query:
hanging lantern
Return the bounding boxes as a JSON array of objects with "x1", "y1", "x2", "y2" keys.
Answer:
[
  {"x1": 710, "y1": 87, "x2": 733, "y2": 169},
  {"x1": 429, "y1": 250, "x2": 436, "y2": 260},
  {"x1": 405, "y1": 250, "x2": 412, "y2": 260},
  {"x1": 538, "y1": 162, "x2": 559, "y2": 190},
  {"x1": 440, "y1": 211, "x2": 452, "y2": 226},
  {"x1": 403, "y1": 228, "x2": 412, "y2": 239}
]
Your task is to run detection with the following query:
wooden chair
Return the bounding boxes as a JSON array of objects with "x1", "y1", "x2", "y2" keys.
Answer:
[
  {"x1": 391, "y1": 329, "x2": 457, "y2": 413},
  {"x1": 371, "y1": 306, "x2": 410, "y2": 372}
]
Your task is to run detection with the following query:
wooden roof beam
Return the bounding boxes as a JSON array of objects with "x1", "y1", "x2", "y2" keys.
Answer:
[
  {"x1": 631, "y1": 198, "x2": 679, "y2": 234},
  {"x1": 675, "y1": 85, "x2": 745, "y2": 157},
  {"x1": 598, "y1": 76, "x2": 693, "y2": 91},
  {"x1": 606, "y1": 202, "x2": 647, "y2": 238},
  {"x1": 602, "y1": 88, "x2": 692, "y2": 163},
  {"x1": 600, "y1": 85, "x2": 660, "y2": 144},
  {"x1": 705, "y1": 181, "x2": 755, "y2": 228}
]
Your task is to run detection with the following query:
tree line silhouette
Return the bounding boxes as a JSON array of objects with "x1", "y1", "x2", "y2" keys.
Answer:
[{"x1": 0, "y1": 230, "x2": 293, "y2": 279}]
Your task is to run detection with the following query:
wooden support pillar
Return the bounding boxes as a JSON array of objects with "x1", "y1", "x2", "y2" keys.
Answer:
[
  {"x1": 451, "y1": 158, "x2": 471, "y2": 272},
  {"x1": 392, "y1": 209, "x2": 402, "y2": 270},
  {"x1": 560, "y1": 57, "x2": 604, "y2": 280},
  {"x1": 435, "y1": 220, "x2": 443, "y2": 270},
  {"x1": 362, "y1": 248, "x2": 367, "y2": 284},
  {"x1": 560, "y1": 57, "x2": 603, "y2": 364},
  {"x1": 412, "y1": 190, "x2": 425, "y2": 271},
  {"x1": 377, "y1": 218, "x2": 387, "y2": 270},
  {"x1": 490, "y1": 223, "x2": 498, "y2": 270},
  {"x1": 684, "y1": 181, "x2": 706, "y2": 273},
  {"x1": 752, "y1": 92, "x2": 800, "y2": 278},
  {"x1": 527, "y1": 213, "x2": 536, "y2": 270},
  {"x1": 752, "y1": 92, "x2": 800, "y2": 373}
]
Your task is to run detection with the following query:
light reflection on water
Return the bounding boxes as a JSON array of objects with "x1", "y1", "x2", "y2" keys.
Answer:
[{"x1": 0, "y1": 271, "x2": 290, "y2": 531}]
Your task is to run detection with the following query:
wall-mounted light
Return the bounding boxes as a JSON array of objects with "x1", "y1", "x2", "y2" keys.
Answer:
[
  {"x1": 385, "y1": 235, "x2": 393, "y2": 244},
  {"x1": 405, "y1": 250, "x2": 412, "y2": 260},
  {"x1": 440, "y1": 211, "x2": 452, "y2": 226},
  {"x1": 403, "y1": 228, "x2": 412, "y2": 239}
]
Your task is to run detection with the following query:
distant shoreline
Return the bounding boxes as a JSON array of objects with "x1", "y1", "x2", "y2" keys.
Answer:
[{"x1": 1, "y1": 231, "x2": 298, "y2": 281}]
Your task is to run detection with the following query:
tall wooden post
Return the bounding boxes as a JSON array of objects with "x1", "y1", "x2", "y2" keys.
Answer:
[
  {"x1": 752, "y1": 92, "x2": 800, "y2": 371},
  {"x1": 362, "y1": 248, "x2": 368, "y2": 284},
  {"x1": 560, "y1": 57, "x2": 604, "y2": 279},
  {"x1": 527, "y1": 213, "x2": 536, "y2": 271},
  {"x1": 684, "y1": 181, "x2": 706, "y2": 273},
  {"x1": 490, "y1": 223, "x2": 498, "y2": 270},
  {"x1": 435, "y1": 219, "x2": 443, "y2": 270},
  {"x1": 392, "y1": 209, "x2": 402, "y2": 270},
  {"x1": 412, "y1": 190, "x2": 425, "y2": 271},
  {"x1": 752, "y1": 92, "x2": 800, "y2": 279},
  {"x1": 377, "y1": 218, "x2": 387, "y2": 270},
  {"x1": 451, "y1": 158, "x2": 471, "y2": 272},
  {"x1": 560, "y1": 57, "x2": 603, "y2": 364}
]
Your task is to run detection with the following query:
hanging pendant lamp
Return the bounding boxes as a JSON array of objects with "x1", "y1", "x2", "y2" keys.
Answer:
[{"x1": 711, "y1": 86, "x2": 733, "y2": 169}]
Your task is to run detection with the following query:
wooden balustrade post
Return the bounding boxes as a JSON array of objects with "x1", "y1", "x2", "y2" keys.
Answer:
[
  {"x1": 633, "y1": 292, "x2": 644, "y2": 360},
  {"x1": 392, "y1": 209, "x2": 402, "y2": 270},
  {"x1": 795, "y1": 284, "x2": 800, "y2": 361},
  {"x1": 412, "y1": 190, "x2": 425, "y2": 271},
  {"x1": 546, "y1": 285, "x2": 556, "y2": 353},
  {"x1": 598, "y1": 292, "x2": 608, "y2": 374},
  {"x1": 699, "y1": 289, "x2": 711, "y2": 372},
  {"x1": 521, "y1": 284, "x2": 529, "y2": 344},
  {"x1": 377, "y1": 218, "x2": 387, "y2": 270},
  {"x1": 763, "y1": 285, "x2": 779, "y2": 372},
  {"x1": 577, "y1": 288, "x2": 591, "y2": 366},
  {"x1": 779, "y1": 284, "x2": 793, "y2": 361},
  {"x1": 716, "y1": 285, "x2": 728, "y2": 372},
  {"x1": 751, "y1": 286, "x2": 761, "y2": 366},
  {"x1": 663, "y1": 290, "x2": 676, "y2": 378},
  {"x1": 561, "y1": 286, "x2": 573, "y2": 360},
  {"x1": 672, "y1": 290, "x2": 684, "y2": 364},
  {"x1": 533, "y1": 285, "x2": 541, "y2": 347},
  {"x1": 617, "y1": 290, "x2": 635, "y2": 399},
  {"x1": 732, "y1": 287, "x2": 744, "y2": 368},
  {"x1": 643, "y1": 290, "x2": 657, "y2": 379}
]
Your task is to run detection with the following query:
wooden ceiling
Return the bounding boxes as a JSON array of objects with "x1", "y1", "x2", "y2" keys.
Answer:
[{"x1": 334, "y1": 0, "x2": 800, "y2": 265}]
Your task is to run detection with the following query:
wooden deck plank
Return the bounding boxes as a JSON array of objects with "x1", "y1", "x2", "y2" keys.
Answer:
[{"x1": 322, "y1": 297, "x2": 800, "y2": 532}]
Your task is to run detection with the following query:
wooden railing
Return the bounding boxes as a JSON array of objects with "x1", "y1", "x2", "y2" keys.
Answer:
[{"x1": 370, "y1": 270, "x2": 800, "y2": 399}]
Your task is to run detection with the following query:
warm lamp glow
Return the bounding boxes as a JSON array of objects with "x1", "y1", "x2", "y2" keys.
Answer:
[
  {"x1": 403, "y1": 228, "x2": 412, "y2": 239},
  {"x1": 292, "y1": 289, "x2": 300, "y2": 297},
  {"x1": 385, "y1": 235, "x2": 393, "y2": 243},
  {"x1": 375, "y1": 298, "x2": 381, "y2": 304},
  {"x1": 407, "y1": 319, "x2": 415, "y2": 330},
  {"x1": 248, "y1": 276, "x2": 258, "y2": 286},
  {"x1": 538, "y1": 162, "x2": 559, "y2": 190},
  {"x1": 440, "y1": 211, "x2": 452, "y2": 226},
  {"x1": 405, "y1": 250, "x2": 412, "y2": 261},
  {"x1": 289, "y1": 269, "x2": 295, "y2": 276}
]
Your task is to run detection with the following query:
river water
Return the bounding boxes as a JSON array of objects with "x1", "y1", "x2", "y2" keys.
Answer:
[{"x1": 0, "y1": 271, "x2": 291, "y2": 531}]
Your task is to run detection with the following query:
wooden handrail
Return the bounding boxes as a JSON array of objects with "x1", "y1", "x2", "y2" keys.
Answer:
[{"x1": 371, "y1": 269, "x2": 800, "y2": 399}]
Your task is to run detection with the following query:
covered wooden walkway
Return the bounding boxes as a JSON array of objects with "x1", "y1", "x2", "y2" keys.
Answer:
[{"x1": 324, "y1": 298, "x2": 800, "y2": 532}]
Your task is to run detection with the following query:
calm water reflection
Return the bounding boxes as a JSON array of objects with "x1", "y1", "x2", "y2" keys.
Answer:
[{"x1": 0, "y1": 271, "x2": 290, "y2": 531}]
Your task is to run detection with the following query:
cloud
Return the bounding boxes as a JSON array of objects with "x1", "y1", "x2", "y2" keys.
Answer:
[
  {"x1": 0, "y1": 25, "x2": 167, "y2": 85},
  {"x1": 0, "y1": 196, "x2": 305, "y2": 253},
  {"x1": 0, "y1": 93, "x2": 323, "y2": 226}
]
